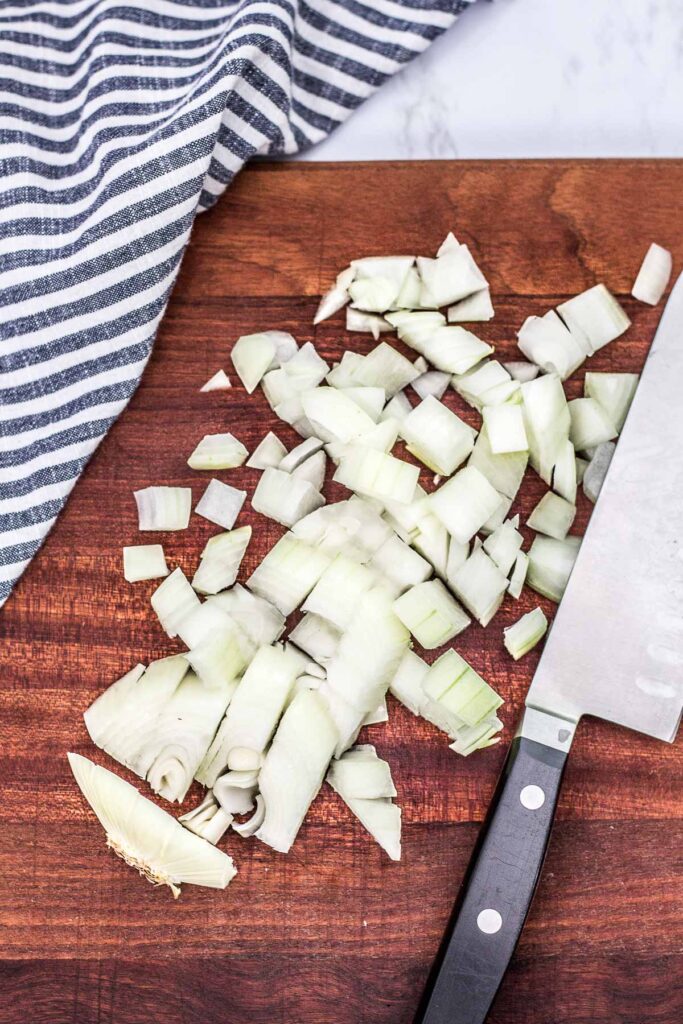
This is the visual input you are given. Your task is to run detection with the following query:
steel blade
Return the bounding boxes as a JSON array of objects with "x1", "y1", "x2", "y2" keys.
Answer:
[{"x1": 527, "y1": 272, "x2": 683, "y2": 742}]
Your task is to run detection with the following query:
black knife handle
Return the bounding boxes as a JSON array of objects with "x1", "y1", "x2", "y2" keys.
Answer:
[{"x1": 414, "y1": 732, "x2": 569, "y2": 1024}]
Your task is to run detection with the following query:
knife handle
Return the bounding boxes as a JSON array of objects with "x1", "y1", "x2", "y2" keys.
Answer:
[{"x1": 414, "y1": 719, "x2": 570, "y2": 1024}]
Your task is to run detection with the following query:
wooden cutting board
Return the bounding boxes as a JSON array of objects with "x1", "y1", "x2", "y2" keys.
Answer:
[{"x1": 1, "y1": 160, "x2": 682, "y2": 1024}]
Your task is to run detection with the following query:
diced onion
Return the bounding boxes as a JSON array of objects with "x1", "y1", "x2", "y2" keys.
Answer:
[
  {"x1": 369, "y1": 534, "x2": 432, "y2": 595},
  {"x1": 346, "y1": 307, "x2": 391, "y2": 339},
  {"x1": 291, "y1": 449, "x2": 326, "y2": 491},
  {"x1": 381, "y1": 391, "x2": 412, "y2": 423},
  {"x1": 187, "y1": 433, "x2": 248, "y2": 470},
  {"x1": 453, "y1": 360, "x2": 511, "y2": 409},
  {"x1": 251, "y1": 467, "x2": 324, "y2": 528},
  {"x1": 151, "y1": 568, "x2": 200, "y2": 638},
  {"x1": 192, "y1": 525, "x2": 252, "y2": 595},
  {"x1": 246, "y1": 431, "x2": 287, "y2": 469},
  {"x1": 302, "y1": 553, "x2": 378, "y2": 631},
  {"x1": 449, "y1": 547, "x2": 508, "y2": 627},
  {"x1": 351, "y1": 342, "x2": 419, "y2": 397},
  {"x1": 314, "y1": 266, "x2": 355, "y2": 325},
  {"x1": 209, "y1": 584, "x2": 285, "y2": 646},
  {"x1": 503, "y1": 607, "x2": 548, "y2": 660},
  {"x1": 503, "y1": 361, "x2": 539, "y2": 383},
  {"x1": 247, "y1": 534, "x2": 331, "y2": 615},
  {"x1": 468, "y1": 426, "x2": 528, "y2": 501},
  {"x1": 482, "y1": 404, "x2": 528, "y2": 455},
  {"x1": 568, "y1": 397, "x2": 618, "y2": 452},
  {"x1": 584, "y1": 372, "x2": 638, "y2": 433},
  {"x1": 289, "y1": 613, "x2": 341, "y2": 666},
  {"x1": 392, "y1": 579, "x2": 470, "y2": 649},
  {"x1": 527, "y1": 491, "x2": 576, "y2": 540},
  {"x1": 195, "y1": 478, "x2": 246, "y2": 530},
  {"x1": 517, "y1": 310, "x2": 585, "y2": 380},
  {"x1": 231, "y1": 332, "x2": 277, "y2": 393},
  {"x1": 334, "y1": 445, "x2": 419, "y2": 506},
  {"x1": 302, "y1": 387, "x2": 377, "y2": 444},
  {"x1": 447, "y1": 288, "x2": 494, "y2": 323},
  {"x1": 134, "y1": 486, "x2": 191, "y2": 532},
  {"x1": 482, "y1": 517, "x2": 523, "y2": 576},
  {"x1": 411, "y1": 370, "x2": 451, "y2": 401},
  {"x1": 521, "y1": 373, "x2": 570, "y2": 485},
  {"x1": 123, "y1": 544, "x2": 169, "y2": 583},
  {"x1": 632, "y1": 243, "x2": 672, "y2": 306},
  {"x1": 557, "y1": 284, "x2": 630, "y2": 354},
  {"x1": 400, "y1": 395, "x2": 476, "y2": 476},
  {"x1": 417, "y1": 247, "x2": 485, "y2": 307},
  {"x1": 430, "y1": 466, "x2": 503, "y2": 545},
  {"x1": 338, "y1": 386, "x2": 386, "y2": 421},
  {"x1": 200, "y1": 369, "x2": 231, "y2": 392},
  {"x1": 327, "y1": 746, "x2": 401, "y2": 860},
  {"x1": 179, "y1": 792, "x2": 233, "y2": 845},
  {"x1": 423, "y1": 650, "x2": 503, "y2": 727},
  {"x1": 551, "y1": 439, "x2": 578, "y2": 505},
  {"x1": 507, "y1": 551, "x2": 528, "y2": 599},
  {"x1": 527, "y1": 535, "x2": 581, "y2": 603}
]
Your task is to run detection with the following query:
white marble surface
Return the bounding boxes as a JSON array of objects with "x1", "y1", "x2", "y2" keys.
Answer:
[{"x1": 299, "y1": 0, "x2": 683, "y2": 161}]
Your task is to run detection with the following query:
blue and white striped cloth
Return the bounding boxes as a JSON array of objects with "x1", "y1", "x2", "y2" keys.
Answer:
[{"x1": 0, "y1": 0, "x2": 472, "y2": 607}]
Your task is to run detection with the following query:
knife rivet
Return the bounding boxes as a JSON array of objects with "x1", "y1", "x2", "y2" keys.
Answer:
[
  {"x1": 520, "y1": 785, "x2": 545, "y2": 810},
  {"x1": 477, "y1": 909, "x2": 502, "y2": 934}
]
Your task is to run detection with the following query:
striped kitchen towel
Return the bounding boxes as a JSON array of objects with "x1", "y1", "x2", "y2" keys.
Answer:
[{"x1": 0, "y1": 0, "x2": 473, "y2": 607}]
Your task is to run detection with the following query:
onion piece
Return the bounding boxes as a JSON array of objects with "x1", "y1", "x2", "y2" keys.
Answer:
[
  {"x1": 380, "y1": 391, "x2": 412, "y2": 424},
  {"x1": 289, "y1": 613, "x2": 341, "y2": 666},
  {"x1": 480, "y1": 490, "x2": 512, "y2": 536},
  {"x1": 517, "y1": 310, "x2": 585, "y2": 380},
  {"x1": 251, "y1": 467, "x2": 324, "y2": 528},
  {"x1": 503, "y1": 360, "x2": 539, "y2": 383},
  {"x1": 389, "y1": 649, "x2": 429, "y2": 716},
  {"x1": 231, "y1": 333, "x2": 277, "y2": 393},
  {"x1": 447, "y1": 288, "x2": 494, "y2": 323},
  {"x1": 632, "y1": 243, "x2": 672, "y2": 305},
  {"x1": 151, "y1": 568, "x2": 200, "y2": 638},
  {"x1": 246, "y1": 431, "x2": 287, "y2": 470},
  {"x1": 176, "y1": 600, "x2": 249, "y2": 653},
  {"x1": 134, "y1": 486, "x2": 191, "y2": 532},
  {"x1": 209, "y1": 584, "x2": 285, "y2": 646},
  {"x1": 314, "y1": 266, "x2": 355, "y2": 325},
  {"x1": 393, "y1": 579, "x2": 470, "y2": 649},
  {"x1": 301, "y1": 387, "x2": 377, "y2": 444},
  {"x1": 185, "y1": 613, "x2": 253, "y2": 690},
  {"x1": 327, "y1": 747, "x2": 401, "y2": 861},
  {"x1": 338, "y1": 386, "x2": 386, "y2": 421},
  {"x1": 453, "y1": 360, "x2": 511, "y2": 410},
  {"x1": 187, "y1": 433, "x2": 248, "y2": 470},
  {"x1": 277, "y1": 437, "x2": 323, "y2": 472},
  {"x1": 212, "y1": 776, "x2": 256, "y2": 815},
  {"x1": 179, "y1": 792, "x2": 233, "y2": 845},
  {"x1": 507, "y1": 551, "x2": 529, "y2": 599},
  {"x1": 369, "y1": 534, "x2": 432, "y2": 595},
  {"x1": 393, "y1": 264, "x2": 423, "y2": 309},
  {"x1": 68, "y1": 753, "x2": 236, "y2": 896},
  {"x1": 334, "y1": 446, "x2": 419, "y2": 506},
  {"x1": 400, "y1": 395, "x2": 476, "y2": 477},
  {"x1": 362, "y1": 699, "x2": 389, "y2": 726},
  {"x1": 256, "y1": 689, "x2": 338, "y2": 853},
  {"x1": 468, "y1": 425, "x2": 528, "y2": 501},
  {"x1": 482, "y1": 517, "x2": 523, "y2": 576},
  {"x1": 584, "y1": 372, "x2": 638, "y2": 433},
  {"x1": 504, "y1": 607, "x2": 548, "y2": 660},
  {"x1": 123, "y1": 544, "x2": 168, "y2": 583},
  {"x1": 557, "y1": 284, "x2": 631, "y2": 354},
  {"x1": 423, "y1": 649, "x2": 503, "y2": 727},
  {"x1": 326, "y1": 352, "x2": 366, "y2": 389},
  {"x1": 416, "y1": 248, "x2": 485, "y2": 307},
  {"x1": 200, "y1": 369, "x2": 231, "y2": 392},
  {"x1": 346, "y1": 307, "x2": 392, "y2": 338},
  {"x1": 583, "y1": 442, "x2": 615, "y2": 503},
  {"x1": 568, "y1": 397, "x2": 618, "y2": 452},
  {"x1": 191, "y1": 525, "x2": 252, "y2": 595},
  {"x1": 551, "y1": 439, "x2": 578, "y2": 504},
  {"x1": 352, "y1": 342, "x2": 419, "y2": 397},
  {"x1": 411, "y1": 370, "x2": 451, "y2": 401},
  {"x1": 527, "y1": 534, "x2": 581, "y2": 602},
  {"x1": 414, "y1": 326, "x2": 494, "y2": 376},
  {"x1": 482, "y1": 403, "x2": 528, "y2": 455},
  {"x1": 231, "y1": 794, "x2": 266, "y2": 837},
  {"x1": 449, "y1": 718, "x2": 503, "y2": 756},
  {"x1": 450, "y1": 546, "x2": 508, "y2": 626},
  {"x1": 413, "y1": 356, "x2": 429, "y2": 375},
  {"x1": 247, "y1": 533, "x2": 331, "y2": 615},
  {"x1": 521, "y1": 373, "x2": 570, "y2": 485},
  {"x1": 197, "y1": 643, "x2": 301, "y2": 787},
  {"x1": 291, "y1": 449, "x2": 326, "y2": 491},
  {"x1": 302, "y1": 553, "x2": 378, "y2": 631},
  {"x1": 527, "y1": 491, "x2": 577, "y2": 540},
  {"x1": 430, "y1": 466, "x2": 503, "y2": 545},
  {"x1": 349, "y1": 255, "x2": 415, "y2": 312},
  {"x1": 195, "y1": 479, "x2": 246, "y2": 530}
]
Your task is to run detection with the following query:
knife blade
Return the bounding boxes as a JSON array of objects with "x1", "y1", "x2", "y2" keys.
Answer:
[{"x1": 415, "y1": 272, "x2": 683, "y2": 1024}]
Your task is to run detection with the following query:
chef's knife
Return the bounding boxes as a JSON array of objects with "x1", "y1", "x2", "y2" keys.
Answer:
[{"x1": 415, "y1": 272, "x2": 683, "y2": 1024}]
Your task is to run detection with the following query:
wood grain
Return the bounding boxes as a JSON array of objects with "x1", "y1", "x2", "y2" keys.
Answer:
[{"x1": 1, "y1": 160, "x2": 682, "y2": 1024}]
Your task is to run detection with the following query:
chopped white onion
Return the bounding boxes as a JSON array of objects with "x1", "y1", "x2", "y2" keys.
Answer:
[
  {"x1": 504, "y1": 607, "x2": 548, "y2": 660},
  {"x1": 326, "y1": 351, "x2": 366, "y2": 389},
  {"x1": 631, "y1": 243, "x2": 672, "y2": 306},
  {"x1": 369, "y1": 534, "x2": 432, "y2": 595},
  {"x1": 362, "y1": 698, "x2": 389, "y2": 725},
  {"x1": 388, "y1": 648, "x2": 429, "y2": 715},
  {"x1": 197, "y1": 643, "x2": 300, "y2": 787},
  {"x1": 302, "y1": 553, "x2": 378, "y2": 631},
  {"x1": 400, "y1": 395, "x2": 476, "y2": 477},
  {"x1": 527, "y1": 534, "x2": 581, "y2": 603},
  {"x1": 568, "y1": 397, "x2": 618, "y2": 452},
  {"x1": 302, "y1": 387, "x2": 377, "y2": 444},
  {"x1": 176, "y1": 598, "x2": 248, "y2": 652},
  {"x1": 231, "y1": 332, "x2": 277, "y2": 393},
  {"x1": 453, "y1": 360, "x2": 511, "y2": 409},
  {"x1": 380, "y1": 391, "x2": 413, "y2": 424},
  {"x1": 350, "y1": 255, "x2": 415, "y2": 312},
  {"x1": 195, "y1": 478, "x2": 246, "y2": 530},
  {"x1": 352, "y1": 342, "x2": 419, "y2": 397},
  {"x1": 413, "y1": 356, "x2": 429, "y2": 374},
  {"x1": 413, "y1": 326, "x2": 494, "y2": 376},
  {"x1": 584, "y1": 372, "x2": 638, "y2": 433},
  {"x1": 251, "y1": 466, "x2": 324, "y2": 528},
  {"x1": 346, "y1": 307, "x2": 392, "y2": 338},
  {"x1": 583, "y1": 441, "x2": 615, "y2": 503},
  {"x1": 393, "y1": 579, "x2": 470, "y2": 649},
  {"x1": 447, "y1": 288, "x2": 494, "y2": 323},
  {"x1": 68, "y1": 753, "x2": 235, "y2": 896},
  {"x1": 191, "y1": 525, "x2": 252, "y2": 595},
  {"x1": 411, "y1": 370, "x2": 451, "y2": 401},
  {"x1": 557, "y1": 284, "x2": 630, "y2": 354},
  {"x1": 289, "y1": 613, "x2": 341, "y2": 666},
  {"x1": 430, "y1": 466, "x2": 503, "y2": 545},
  {"x1": 482, "y1": 517, "x2": 523, "y2": 576},
  {"x1": 449, "y1": 547, "x2": 508, "y2": 627},
  {"x1": 468, "y1": 425, "x2": 528, "y2": 500},
  {"x1": 551, "y1": 439, "x2": 578, "y2": 505},
  {"x1": 179, "y1": 792, "x2": 233, "y2": 845},
  {"x1": 185, "y1": 619, "x2": 251, "y2": 691},
  {"x1": 256, "y1": 689, "x2": 339, "y2": 853},
  {"x1": 200, "y1": 369, "x2": 231, "y2": 392},
  {"x1": 247, "y1": 533, "x2": 331, "y2": 615},
  {"x1": 231, "y1": 794, "x2": 266, "y2": 837},
  {"x1": 503, "y1": 360, "x2": 539, "y2": 383},
  {"x1": 423, "y1": 649, "x2": 503, "y2": 727},
  {"x1": 507, "y1": 550, "x2": 528, "y2": 599},
  {"x1": 338, "y1": 386, "x2": 386, "y2": 421},
  {"x1": 527, "y1": 491, "x2": 576, "y2": 540},
  {"x1": 123, "y1": 544, "x2": 169, "y2": 583},
  {"x1": 187, "y1": 433, "x2": 248, "y2": 470},
  {"x1": 246, "y1": 431, "x2": 287, "y2": 469},
  {"x1": 416, "y1": 247, "x2": 485, "y2": 307},
  {"x1": 482, "y1": 403, "x2": 528, "y2": 455},
  {"x1": 291, "y1": 449, "x2": 326, "y2": 491},
  {"x1": 278, "y1": 437, "x2": 323, "y2": 473},
  {"x1": 517, "y1": 310, "x2": 585, "y2": 380},
  {"x1": 151, "y1": 567, "x2": 200, "y2": 638},
  {"x1": 209, "y1": 584, "x2": 285, "y2": 646},
  {"x1": 521, "y1": 373, "x2": 570, "y2": 485},
  {"x1": 134, "y1": 486, "x2": 191, "y2": 532},
  {"x1": 327, "y1": 746, "x2": 401, "y2": 860},
  {"x1": 314, "y1": 265, "x2": 355, "y2": 325},
  {"x1": 334, "y1": 445, "x2": 419, "y2": 506}
]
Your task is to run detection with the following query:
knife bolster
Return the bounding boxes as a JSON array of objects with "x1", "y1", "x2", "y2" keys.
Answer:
[{"x1": 517, "y1": 705, "x2": 577, "y2": 752}]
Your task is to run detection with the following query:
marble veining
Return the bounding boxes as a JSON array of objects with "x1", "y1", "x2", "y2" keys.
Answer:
[{"x1": 297, "y1": 0, "x2": 683, "y2": 161}]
